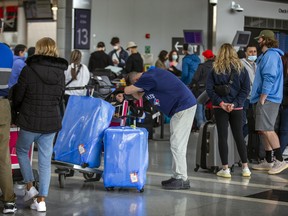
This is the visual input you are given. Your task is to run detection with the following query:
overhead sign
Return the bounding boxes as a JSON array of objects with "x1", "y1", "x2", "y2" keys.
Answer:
[
  {"x1": 172, "y1": 37, "x2": 185, "y2": 55},
  {"x1": 74, "y1": 9, "x2": 91, "y2": 50}
]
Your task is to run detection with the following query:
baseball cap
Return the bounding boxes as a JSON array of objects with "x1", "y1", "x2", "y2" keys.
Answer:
[
  {"x1": 254, "y1": 30, "x2": 275, "y2": 40},
  {"x1": 202, "y1": 49, "x2": 214, "y2": 59}
]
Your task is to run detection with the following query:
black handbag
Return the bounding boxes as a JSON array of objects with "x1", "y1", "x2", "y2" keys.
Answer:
[{"x1": 214, "y1": 71, "x2": 234, "y2": 96}]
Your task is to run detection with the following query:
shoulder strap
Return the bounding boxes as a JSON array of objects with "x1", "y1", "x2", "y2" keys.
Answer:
[
  {"x1": 65, "y1": 64, "x2": 82, "y2": 86},
  {"x1": 228, "y1": 70, "x2": 234, "y2": 85}
]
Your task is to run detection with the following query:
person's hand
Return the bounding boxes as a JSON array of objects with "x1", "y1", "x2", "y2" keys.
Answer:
[
  {"x1": 220, "y1": 102, "x2": 230, "y2": 112},
  {"x1": 227, "y1": 103, "x2": 234, "y2": 112},
  {"x1": 115, "y1": 93, "x2": 124, "y2": 103},
  {"x1": 113, "y1": 59, "x2": 119, "y2": 65},
  {"x1": 259, "y1": 94, "x2": 267, "y2": 105}
]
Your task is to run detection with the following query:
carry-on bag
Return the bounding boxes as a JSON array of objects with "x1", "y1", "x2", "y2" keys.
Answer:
[
  {"x1": 195, "y1": 121, "x2": 240, "y2": 173},
  {"x1": 103, "y1": 126, "x2": 149, "y2": 192},
  {"x1": 53, "y1": 95, "x2": 115, "y2": 168}
]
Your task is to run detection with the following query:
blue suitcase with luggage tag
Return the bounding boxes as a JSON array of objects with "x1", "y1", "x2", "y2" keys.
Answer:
[
  {"x1": 103, "y1": 126, "x2": 149, "y2": 192},
  {"x1": 53, "y1": 95, "x2": 115, "y2": 168}
]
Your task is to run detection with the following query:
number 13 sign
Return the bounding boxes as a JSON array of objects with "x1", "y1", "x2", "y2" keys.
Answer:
[{"x1": 74, "y1": 9, "x2": 91, "y2": 50}]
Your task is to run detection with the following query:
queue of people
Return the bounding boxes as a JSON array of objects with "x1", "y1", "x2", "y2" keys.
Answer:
[{"x1": 1, "y1": 29, "x2": 288, "y2": 214}]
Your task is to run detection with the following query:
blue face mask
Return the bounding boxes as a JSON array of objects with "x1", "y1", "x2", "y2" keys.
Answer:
[
  {"x1": 24, "y1": 52, "x2": 28, "y2": 59},
  {"x1": 247, "y1": 55, "x2": 257, "y2": 62}
]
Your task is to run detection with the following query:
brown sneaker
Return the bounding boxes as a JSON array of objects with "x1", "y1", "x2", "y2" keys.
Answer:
[
  {"x1": 268, "y1": 160, "x2": 288, "y2": 175},
  {"x1": 252, "y1": 159, "x2": 273, "y2": 171}
]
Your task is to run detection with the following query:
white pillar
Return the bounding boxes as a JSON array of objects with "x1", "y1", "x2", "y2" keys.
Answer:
[{"x1": 17, "y1": 6, "x2": 26, "y2": 45}]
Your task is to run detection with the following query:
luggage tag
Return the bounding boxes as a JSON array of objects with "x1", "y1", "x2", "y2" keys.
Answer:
[
  {"x1": 130, "y1": 172, "x2": 138, "y2": 183},
  {"x1": 78, "y1": 144, "x2": 86, "y2": 155}
]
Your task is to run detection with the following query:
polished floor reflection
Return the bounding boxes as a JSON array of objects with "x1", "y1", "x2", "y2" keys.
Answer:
[{"x1": 4, "y1": 125, "x2": 288, "y2": 216}]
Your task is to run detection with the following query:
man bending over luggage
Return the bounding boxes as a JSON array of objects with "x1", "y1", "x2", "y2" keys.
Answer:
[{"x1": 120, "y1": 68, "x2": 197, "y2": 190}]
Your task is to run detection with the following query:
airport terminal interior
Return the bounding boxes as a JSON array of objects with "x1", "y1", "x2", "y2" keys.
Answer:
[
  {"x1": 11, "y1": 127, "x2": 288, "y2": 216},
  {"x1": 1, "y1": 0, "x2": 288, "y2": 215}
]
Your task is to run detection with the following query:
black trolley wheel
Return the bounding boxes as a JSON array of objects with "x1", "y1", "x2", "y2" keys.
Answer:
[
  {"x1": 105, "y1": 187, "x2": 115, "y2": 191},
  {"x1": 58, "y1": 174, "x2": 66, "y2": 188},
  {"x1": 83, "y1": 173, "x2": 95, "y2": 180}
]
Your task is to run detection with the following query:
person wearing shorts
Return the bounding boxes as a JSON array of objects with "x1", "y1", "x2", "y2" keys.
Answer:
[{"x1": 250, "y1": 30, "x2": 288, "y2": 174}]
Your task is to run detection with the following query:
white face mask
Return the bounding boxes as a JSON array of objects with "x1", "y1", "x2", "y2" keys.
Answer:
[
  {"x1": 247, "y1": 55, "x2": 257, "y2": 62},
  {"x1": 113, "y1": 45, "x2": 119, "y2": 50},
  {"x1": 172, "y1": 54, "x2": 178, "y2": 60}
]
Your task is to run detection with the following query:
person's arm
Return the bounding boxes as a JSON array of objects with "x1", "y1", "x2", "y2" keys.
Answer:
[
  {"x1": 83, "y1": 65, "x2": 91, "y2": 85},
  {"x1": 124, "y1": 85, "x2": 144, "y2": 99},
  {"x1": 125, "y1": 56, "x2": 132, "y2": 73},
  {"x1": 181, "y1": 58, "x2": 188, "y2": 84},
  {"x1": 232, "y1": 68, "x2": 250, "y2": 107},
  {"x1": 88, "y1": 54, "x2": 94, "y2": 72},
  {"x1": 13, "y1": 66, "x2": 28, "y2": 109},
  {"x1": 260, "y1": 54, "x2": 278, "y2": 104},
  {"x1": 206, "y1": 70, "x2": 222, "y2": 106}
]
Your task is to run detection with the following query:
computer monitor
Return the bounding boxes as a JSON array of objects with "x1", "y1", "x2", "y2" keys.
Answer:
[
  {"x1": 23, "y1": 0, "x2": 53, "y2": 20},
  {"x1": 183, "y1": 30, "x2": 203, "y2": 45},
  {"x1": 232, "y1": 31, "x2": 251, "y2": 47}
]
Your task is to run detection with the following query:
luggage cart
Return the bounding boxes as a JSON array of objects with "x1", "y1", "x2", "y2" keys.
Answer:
[{"x1": 52, "y1": 84, "x2": 120, "y2": 188}]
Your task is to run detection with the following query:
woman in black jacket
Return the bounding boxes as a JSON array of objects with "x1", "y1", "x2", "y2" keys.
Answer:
[
  {"x1": 206, "y1": 43, "x2": 251, "y2": 178},
  {"x1": 13, "y1": 37, "x2": 68, "y2": 212}
]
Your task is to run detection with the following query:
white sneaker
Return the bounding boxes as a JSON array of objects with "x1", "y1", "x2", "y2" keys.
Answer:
[
  {"x1": 217, "y1": 168, "x2": 231, "y2": 178},
  {"x1": 30, "y1": 199, "x2": 46, "y2": 212},
  {"x1": 242, "y1": 167, "x2": 251, "y2": 177},
  {"x1": 251, "y1": 159, "x2": 273, "y2": 171},
  {"x1": 283, "y1": 147, "x2": 288, "y2": 156},
  {"x1": 268, "y1": 160, "x2": 288, "y2": 175},
  {"x1": 23, "y1": 186, "x2": 39, "y2": 202}
]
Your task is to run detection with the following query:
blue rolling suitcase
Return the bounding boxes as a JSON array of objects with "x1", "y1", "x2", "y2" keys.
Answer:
[
  {"x1": 103, "y1": 126, "x2": 149, "y2": 192},
  {"x1": 53, "y1": 96, "x2": 115, "y2": 168}
]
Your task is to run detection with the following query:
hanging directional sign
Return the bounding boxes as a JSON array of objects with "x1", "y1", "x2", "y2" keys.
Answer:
[
  {"x1": 172, "y1": 37, "x2": 185, "y2": 55},
  {"x1": 74, "y1": 9, "x2": 91, "y2": 50}
]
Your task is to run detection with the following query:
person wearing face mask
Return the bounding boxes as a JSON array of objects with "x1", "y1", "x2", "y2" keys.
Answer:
[
  {"x1": 168, "y1": 50, "x2": 181, "y2": 77},
  {"x1": 108, "y1": 37, "x2": 128, "y2": 69},
  {"x1": 155, "y1": 50, "x2": 168, "y2": 70},
  {"x1": 240, "y1": 44, "x2": 258, "y2": 140},
  {"x1": 125, "y1": 41, "x2": 143, "y2": 73},
  {"x1": 250, "y1": 30, "x2": 288, "y2": 175},
  {"x1": 88, "y1": 41, "x2": 113, "y2": 72},
  {"x1": 8, "y1": 44, "x2": 27, "y2": 88},
  {"x1": 181, "y1": 44, "x2": 201, "y2": 85}
]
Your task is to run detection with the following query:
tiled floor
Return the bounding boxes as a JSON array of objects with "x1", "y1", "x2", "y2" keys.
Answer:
[{"x1": 4, "y1": 125, "x2": 288, "y2": 216}]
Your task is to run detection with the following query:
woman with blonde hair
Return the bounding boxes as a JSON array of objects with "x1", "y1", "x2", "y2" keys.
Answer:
[
  {"x1": 206, "y1": 43, "x2": 251, "y2": 178},
  {"x1": 64, "y1": 49, "x2": 90, "y2": 105},
  {"x1": 13, "y1": 37, "x2": 68, "y2": 212}
]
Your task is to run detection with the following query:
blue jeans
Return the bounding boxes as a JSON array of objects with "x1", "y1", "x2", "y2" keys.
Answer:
[
  {"x1": 279, "y1": 106, "x2": 288, "y2": 153},
  {"x1": 195, "y1": 103, "x2": 206, "y2": 128},
  {"x1": 16, "y1": 129, "x2": 55, "y2": 197}
]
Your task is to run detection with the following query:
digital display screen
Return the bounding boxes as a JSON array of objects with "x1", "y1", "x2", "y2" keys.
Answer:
[
  {"x1": 183, "y1": 30, "x2": 203, "y2": 45},
  {"x1": 23, "y1": 0, "x2": 53, "y2": 20},
  {"x1": 232, "y1": 31, "x2": 251, "y2": 47}
]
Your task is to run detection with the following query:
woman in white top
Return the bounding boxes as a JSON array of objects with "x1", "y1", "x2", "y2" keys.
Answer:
[{"x1": 64, "y1": 50, "x2": 90, "y2": 105}]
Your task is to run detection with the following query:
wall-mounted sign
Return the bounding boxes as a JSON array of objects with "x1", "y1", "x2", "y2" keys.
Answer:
[
  {"x1": 279, "y1": 8, "x2": 288, "y2": 13},
  {"x1": 172, "y1": 37, "x2": 184, "y2": 55},
  {"x1": 0, "y1": 6, "x2": 18, "y2": 32},
  {"x1": 74, "y1": 9, "x2": 91, "y2": 50}
]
